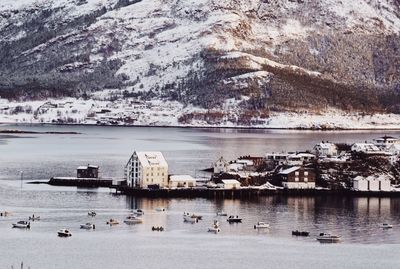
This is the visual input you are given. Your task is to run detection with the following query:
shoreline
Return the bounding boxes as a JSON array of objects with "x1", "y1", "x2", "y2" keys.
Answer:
[{"x1": 2, "y1": 122, "x2": 400, "y2": 131}]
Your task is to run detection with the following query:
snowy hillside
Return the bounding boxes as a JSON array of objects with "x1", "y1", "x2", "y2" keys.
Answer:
[{"x1": 0, "y1": 0, "x2": 400, "y2": 128}]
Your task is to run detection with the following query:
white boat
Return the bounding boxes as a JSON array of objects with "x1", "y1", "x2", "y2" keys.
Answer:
[
  {"x1": 12, "y1": 221, "x2": 30, "y2": 229},
  {"x1": 80, "y1": 223, "x2": 95, "y2": 230},
  {"x1": 208, "y1": 220, "x2": 220, "y2": 233},
  {"x1": 106, "y1": 219, "x2": 119, "y2": 225},
  {"x1": 216, "y1": 211, "x2": 227, "y2": 216},
  {"x1": 132, "y1": 209, "x2": 144, "y2": 216},
  {"x1": 58, "y1": 229, "x2": 72, "y2": 237},
  {"x1": 254, "y1": 222, "x2": 269, "y2": 229},
  {"x1": 183, "y1": 214, "x2": 198, "y2": 223},
  {"x1": 28, "y1": 215, "x2": 40, "y2": 221},
  {"x1": 316, "y1": 233, "x2": 341, "y2": 243},
  {"x1": 155, "y1": 208, "x2": 166, "y2": 212},
  {"x1": 88, "y1": 211, "x2": 96, "y2": 217},
  {"x1": 379, "y1": 223, "x2": 393, "y2": 229},
  {"x1": 124, "y1": 215, "x2": 143, "y2": 225}
]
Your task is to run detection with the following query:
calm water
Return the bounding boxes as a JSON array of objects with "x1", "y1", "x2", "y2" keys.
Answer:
[{"x1": 0, "y1": 124, "x2": 400, "y2": 268}]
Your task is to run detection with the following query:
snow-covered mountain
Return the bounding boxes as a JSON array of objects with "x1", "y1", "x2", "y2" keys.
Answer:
[{"x1": 0, "y1": 0, "x2": 400, "y2": 128}]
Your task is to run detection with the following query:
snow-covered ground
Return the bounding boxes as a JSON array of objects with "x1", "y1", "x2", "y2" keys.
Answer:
[{"x1": 1, "y1": 98, "x2": 400, "y2": 129}]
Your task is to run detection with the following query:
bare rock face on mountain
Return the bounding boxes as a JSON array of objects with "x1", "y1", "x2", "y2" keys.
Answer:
[{"x1": 0, "y1": 0, "x2": 399, "y2": 114}]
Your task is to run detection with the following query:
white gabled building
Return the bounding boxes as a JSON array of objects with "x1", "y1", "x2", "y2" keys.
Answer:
[
  {"x1": 313, "y1": 142, "x2": 338, "y2": 157},
  {"x1": 213, "y1": 156, "x2": 228, "y2": 174},
  {"x1": 388, "y1": 144, "x2": 400, "y2": 155},
  {"x1": 125, "y1": 151, "x2": 168, "y2": 189},
  {"x1": 218, "y1": 179, "x2": 241, "y2": 189},
  {"x1": 352, "y1": 175, "x2": 391, "y2": 192}
]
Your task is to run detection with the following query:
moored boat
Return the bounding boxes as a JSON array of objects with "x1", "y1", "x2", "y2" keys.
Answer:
[
  {"x1": 216, "y1": 211, "x2": 227, "y2": 217},
  {"x1": 133, "y1": 209, "x2": 144, "y2": 216},
  {"x1": 80, "y1": 223, "x2": 95, "y2": 230},
  {"x1": 152, "y1": 226, "x2": 164, "y2": 231},
  {"x1": 183, "y1": 214, "x2": 198, "y2": 223},
  {"x1": 106, "y1": 219, "x2": 119, "y2": 225},
  {"x1": 155, "y1": 208, "x2": 166, "y2": 212},
  {"x1": 88, "y1": 211, "x2": 96, "y2": 217},
  {"x1": 292, "y1": 230, "x2": 310, "y2": 236},
  {"x1": 316, "y1": 233, "x2": 341, "y2": 243},
  {"x1": 208, "y1": 220, "x2": 221, "y2": 233},
  {"x1": 254, "y1": 222, "x2": 269, "y2": 229},
  {"x1": 124, "y1": 215, "x2": 143, "y2": 225},
  {"x1": 28, "y1": 215, "x2": 40, "y2": 221},
  {"x1": 12, "y1": 221, "x2": 30, "y2": 229},
  {"x1": 227, "y1": 215, "x2": 242, "y2": 223},
  {"x1": 379, "y1": 223, "x2": 393, "y2": 229},
  {"x1": 58, "y1": 229, "x2": 72, "y2": 237}
]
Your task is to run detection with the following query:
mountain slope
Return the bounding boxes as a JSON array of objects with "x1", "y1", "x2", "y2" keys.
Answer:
[{"x1": 0, "y1": 0, "x2": 400, "y2": 126}]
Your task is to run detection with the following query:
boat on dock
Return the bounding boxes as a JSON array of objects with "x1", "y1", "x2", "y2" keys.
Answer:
[
  {"x1": 106, "y1": 219, "x2": 119, "y2": 225},
  {"x1": 292, "y1": 230, "x2": 310, "y2": 236},
  {"x1": 208, "y1": 220, "x2": 221, "y2": 233},
  {"x1": 316, "y1": 233, "x2": 341, "y2": 243},
  {"x1": 12, "y1": 221, "x2": 30, "y2": 229},
  {"x1": 124, "y1": 215, "x2": 143, "y2": 225},
  {"x1": 80, "y1": 223, "x2": 95, "y2": 230},
  {"x1": 227, "y1": 216, "x2": 242, "y2": 223},
  {"x1": 254, "y1": 222, "x2": 269, "y2": 229},
  {"x1": 58, "y1": 229, "x2": 72, "y2": 237}
]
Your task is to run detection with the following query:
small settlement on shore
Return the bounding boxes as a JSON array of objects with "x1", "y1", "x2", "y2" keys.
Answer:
[{"x1": 48, "y1": 135, "x2": 400, "y2": 198}]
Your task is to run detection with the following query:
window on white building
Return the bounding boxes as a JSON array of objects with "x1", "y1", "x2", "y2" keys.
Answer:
[
  {"x1": 304, "y1": 177, "x2": 308, "y2": 182},
  {"x1": 295, "y1": 177, "x2": 299, "y2": 182},
  {"x1": 304, "y1": 171, "x2": 308, "y2": 176}
]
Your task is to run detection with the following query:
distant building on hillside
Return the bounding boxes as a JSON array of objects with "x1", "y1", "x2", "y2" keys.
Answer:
[
  {"x1": 373, "y1": 136, "x2": 400, "y2": 150},
  {"x1": 125, "y1": 151, "x2": 168, "y2": 189},
  {"x1": 351, "y1": 143, "x2": 380, "y2": 153},
  {"x1": 77, "y1": 165, "x2": 99, "y2": 179},
  {"x1": 286, "y1": 153, "x2": 316, "y2": 166},
  {"x1": 278, "y1": 166, "x2": 316, "y2": 189},
  {"x1": 313, "y1": 142, "x2": 338, "y2": 157}
]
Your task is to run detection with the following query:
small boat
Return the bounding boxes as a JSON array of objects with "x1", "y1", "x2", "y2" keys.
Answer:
[
  {"x1": 106, "y1": 219, "x2": 119, "y2": 225},
  {"x1": 133, "y1": 209, "x2": 144, "y2": 216},
  {"x1": 254, "y1": 222, "x2": 269, "y2": 229},
  {"x1": 88, "y1": 211, "x2": 96, "y2": 217},
  {"x1": 216, "y1": 211, "x2": 227, "y2": 217},
  {"x1": 124, "y1": 215, "x2": 143, "y2": 225},
  {"x1": 58, "y1": 229, "x2": 72, "y2": 237},
  {"x1": 0, "y1": 211, "x2": 11, "y2": 217},
  {"x1": 208, "y1": 220, "x2": 221, "y2": 233},
  {"x1": 183, "y1": 214, "x2": 198, "y2": 223},
  {"x1": 184, "y1": 212, "x2": 202, "y2": 220},
  {"x1": 155, "y1": 208, "x2": 166, "y2": 212},
  {"x1": 227, "y1": 215, "x2": 242, "y2": 223},
  {"x1": 379, "y1": 223, "x2": 393, "y2": 229},
  {"x1": 12, "y1": 221, "x2": 30, "y2": 229},
  {"x1": 152, "y1": 226, "x2": 164, "y2": 231},
  {"x1": 316, "y1": 233, "x2": 341, "y2": 243},
  {"x1": 28, "y1": 215, "x2": 40, "y2": 221},
  {"x1": 292, "y1": 230, "x2": 310, "y2": 236},
  {"x1": 80, "y1": 223, "x2": 95, "y2": 230}
]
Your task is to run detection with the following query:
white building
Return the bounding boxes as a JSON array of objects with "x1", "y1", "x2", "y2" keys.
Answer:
[
  {"x1": 374, "y1": 136, "x2": 400, "y2": 150},
  {"x1": 313, "y1": 142, "x2": 338, "y2": 157},
  {"x1": 213, "y1": 156, "x2": 228, "y2": 174},
  {"x1": 266, "y1": 152, "x2": 289, "y2": 165},
  {"x1": 286, "y1": 153, "x2": 316, "y2": 166},
  {"x1": 351, "y1": 143, "x2": 380, "y2": 153},
  {"x1": 218, "y1": 179, "x2": 241, "y2": 189},
  {"x1": 125, "y1": 151, "x2": 168, "y2": 188},
  {"x1": 352, "y1": 175, "x2": 391, "y2": 192},
  {"x1": 388, "y1": 144, "x2": 400, "y2": 155},
  {"x1": 169, "y1": 175, "x2": 196, "y2": 189}
]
